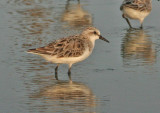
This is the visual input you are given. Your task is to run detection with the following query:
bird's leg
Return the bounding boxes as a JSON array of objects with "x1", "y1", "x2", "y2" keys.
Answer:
[
  {"x1": 140, "y1": 25, "x2": 143, "y2": 29},
  {"x1": 125, "y1": 18, "x2": 132, "y2": 28},
  {"x1": 77, "y1": 0, "x2": 80, "y2": 4},
  {"x1": 140, "y1": 23, "x2": 143, "y2": 29},
  {"x1": 68, "y1": 64, "x2": 72, "y2": 81},
  {"x1": 122, "y1": 14, "x2": 132, "y2": 28},
  {"x1": 55, "y1": 64, "x2": 59, "y2": 80},
  {"x1": 139, "y1": 19, "x2": 144, "y2": 29},
  {"x1": 68, "y1": 68, "x2": 71, "y2": 80}
]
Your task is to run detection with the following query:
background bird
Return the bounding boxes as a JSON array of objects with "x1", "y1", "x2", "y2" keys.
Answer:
[{"x1": 120, "y1": 0, "x2": 152, "y2": 29}]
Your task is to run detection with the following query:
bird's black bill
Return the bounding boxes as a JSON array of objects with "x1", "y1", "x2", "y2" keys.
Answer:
[{"x1": 99, "y1": 35, "x2": 109, "y2": 43}]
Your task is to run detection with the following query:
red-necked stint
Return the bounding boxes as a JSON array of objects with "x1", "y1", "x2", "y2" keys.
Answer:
[
  {"x1": 120, "y1": 0, "x2": 152, "y2": 29},
  {"x1": 27, "y1": 27, "x2": 109, "y2": 80}
]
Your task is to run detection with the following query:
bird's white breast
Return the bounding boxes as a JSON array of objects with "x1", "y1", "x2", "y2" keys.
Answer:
[
  {"x1": 123, "y1": 7, "x2": 150, "y2": 21},
  {"x1": 42, "y1": 47, "x2": 92, "y2": 64}
]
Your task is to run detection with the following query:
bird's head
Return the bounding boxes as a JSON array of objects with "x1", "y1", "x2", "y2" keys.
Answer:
[{"x1": 82, "y1": 27, "x2": 109, "y2": 43}]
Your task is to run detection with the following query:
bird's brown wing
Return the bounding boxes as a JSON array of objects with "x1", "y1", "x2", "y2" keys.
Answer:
[
  {"x1": 28, "y1": 35, "x2": 86, "y2": 58},
  {"x1": 121, "y1": 0, "x2": 151, "y2": 11}
]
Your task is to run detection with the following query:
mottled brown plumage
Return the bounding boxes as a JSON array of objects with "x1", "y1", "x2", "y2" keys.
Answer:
[
  {"x1": 27, "y1": 27, "x2": 109, "y2": 80},
  {"x1": 28, "y1": 35, "x2": 87, "y2": 58},
  {"x1": 121, "y1": 0, "x2": 152, "y2": 12},
  {"x1": 120, "y1": 0, "x2": 152, "y2": 28}
]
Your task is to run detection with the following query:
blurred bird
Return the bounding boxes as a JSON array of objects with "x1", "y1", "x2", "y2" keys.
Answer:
[{"x1": 120, "y1": 0, "x2": 152, "y2": 29}]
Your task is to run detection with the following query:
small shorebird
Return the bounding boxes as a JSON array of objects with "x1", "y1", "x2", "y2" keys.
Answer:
[
  {"x1": 27, "y1": 27, "x2": 109, "y2": 80},
  {"x1": 120, "y1": 0, "x2": 152, "y2": 29}
]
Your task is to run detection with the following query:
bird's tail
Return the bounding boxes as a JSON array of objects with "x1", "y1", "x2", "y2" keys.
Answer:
[
  {"x1": 27, "y1": 48, "x2": 36, "y2": 52},
  {"x1": 27, "y1": 48, "x2": 41, "y2": 55}
]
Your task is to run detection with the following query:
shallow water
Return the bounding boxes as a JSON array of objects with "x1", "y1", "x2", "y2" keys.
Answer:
[{"x1": 0, "y1": 0, "x2": 160, "y2": 113}]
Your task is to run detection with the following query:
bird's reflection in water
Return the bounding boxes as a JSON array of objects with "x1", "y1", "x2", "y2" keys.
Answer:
[
  {"x1": 7, "y1": 0, "x2": 55, "y2": 49},
  {"x1": 29, "y1": 80, "x2": 97, "y2": 113},
  {"x1": 61, "y1": 0, "x2": 92, "y2": 27},
  {"x1": 121, "y1": 29, "x2": 156, "y2": 67}
]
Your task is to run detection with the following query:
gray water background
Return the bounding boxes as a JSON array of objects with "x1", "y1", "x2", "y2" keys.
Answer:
[{"x1": 0, "y1": 0, "x2": 160, "y2": 113}]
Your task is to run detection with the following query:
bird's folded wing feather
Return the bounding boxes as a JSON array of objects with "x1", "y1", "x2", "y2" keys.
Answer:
[
  {"x1": 28, "y1": 36, "x2": 86, "y2": 58},
  {"x1": 120, "y1": 0, "x2": 151, "y2": 11}
]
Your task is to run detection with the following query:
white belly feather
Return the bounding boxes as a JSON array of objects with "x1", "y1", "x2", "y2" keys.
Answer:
[
  {"x1": 41, "y1": 48, "x2": 92, "y2": 64},
  {"x1": 123, "y1": 7, "x2": 150, "y2": 22}
]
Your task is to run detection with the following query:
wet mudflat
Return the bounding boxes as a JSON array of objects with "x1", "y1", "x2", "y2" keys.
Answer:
[{"x1": 0, "y1": 0, "x2": 160, "y2": 113}]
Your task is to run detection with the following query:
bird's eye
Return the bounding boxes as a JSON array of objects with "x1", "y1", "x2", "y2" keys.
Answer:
[{"x1": 94, "y1": 31, "x2": 97, "y2": 34}]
